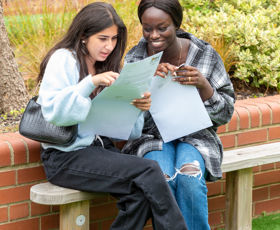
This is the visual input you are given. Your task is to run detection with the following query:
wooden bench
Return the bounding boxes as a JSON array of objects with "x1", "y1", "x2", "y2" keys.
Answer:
[
  {"x1": 30, "y1": 142, "x2": 280, "y2": 230},
  {"x1": 30, "y1": 182, "x2": 105, "y2": 230}
]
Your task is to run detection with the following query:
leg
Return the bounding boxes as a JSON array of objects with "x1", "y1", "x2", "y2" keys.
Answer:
[
  {"x1": 41, "y1": 146, "x2": 187, "y2": 230},
  {"x1": 143, "y1": 142, "x2": 176, "y2": 195},
  {"x1": 111, "y1": 188, "x2": 151, "y2": 230},
  {"x1": 175, "y1": 142, "x2": 210, "y2": 230}
]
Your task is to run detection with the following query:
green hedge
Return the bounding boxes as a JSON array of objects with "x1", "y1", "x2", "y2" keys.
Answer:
[{"x1": 180, "y1": 0, "x2": 280, "y2": 91}]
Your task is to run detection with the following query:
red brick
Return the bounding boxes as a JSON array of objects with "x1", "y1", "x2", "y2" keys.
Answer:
[
  {"x1": 18, "y1": 166, "x2": 46, "y2": 184},
  {"x1": 260, "y1": 163, "x2": 275, "y2": 171},
  {"x1": 12, "y1": 132, "x2": 41, "y2": 163},
  {"x1": 31, "y1": 202, "x2": 51, "y2": 216},
  {"x1": 265, "y1": 101, "x2": 280, "y2": 124},
  {"x1": 10, "y1": 202, "x2": 29, "y2": 220},
  {"x1": 235, "y1": 106, "x2": 250, "y2": 129},
  {"x1": 0, "y1": 134, "x2": 27, "y2": 165},
  {"x1": 277, "y1": 162, "x2": 280, "y2": 169},
  {"x1": 12, "y1": 140, "x2": 27, "y2": 165},
  {"x1": 41, "y1": 214, "x2": 59, "y2": 230},
  {"x1": 217, "y1": 125, "x2": 226, "y2": 134},
  {"x1": 269, "y1": 126, "x2": 280, "y2": 140},
  {"x1": 24, "y1": 139, "x2": 41, "y2": 163},
  {"x1": 253, "y1": 166, "x2": 261, "y2": 173},
  {"x1": 0, "y1": 184, "x2": 31, "y2": 205},
  {"x1": 220, "y1": 134, "x2": 235, "y2": 149},
  {"x1": 237, "y1": 129, "x2": 267, "y2": 146},
  {"x1": 0, "y1": 218, "x2": 39, "y2": 230},
  {"x1": 0, "y1": 171, "x2": 16, "y2": 187},
  {"x1": 248, "y1": 105, "x2": 261, "y2": 127},
  {"x1": 100, "y1": 218, "x2": 115, "y2": 230},
  {"x1": 208, "y1": 196, "x2": 226, "y2": 211},
  {"x1": 243, "y1": 101, "x2": 272, "y2": 126},
  {"x1": 90, "y1": 222, "x2": 99, "y2": 230},
  {"x1": 253, "y1": 187, "x2": 269, "y2": 202},
  {"x1": 207, "y1": 181, "x2": 223, "y2": 196},
  {"x1": 52, "y1": 205, "x2": 59, "y2": 212},
  {"x1": 254, "y1": 170, "x2": 280, "y2": 187},
  {"x1": 228, "y1": 111, "x2": 238, "y2": 131},
  {"x1": 90, "y1": 194, "x2": 110, "y2": 205},
  {"x1": 270, "y1": 184, "x2": 280, "y2": 198},
  {"x1": 0, "y1": 207, "x2": 8, "y2": 223},
  {"x1": 0, "y1": 134, "x2": 15, "y2": 142},
  {"x1": 91, "y1": 202, "x2": 118, "y2": 220},
  {"x1": 254, "y1": 198, "x2": 280, "y2": 215},
  {"x1": 0, "y1": 142, "x2": 11, "y2": 167},
  {"x1": 208, "y1": 211, "x2": 223, "y2": 226}
]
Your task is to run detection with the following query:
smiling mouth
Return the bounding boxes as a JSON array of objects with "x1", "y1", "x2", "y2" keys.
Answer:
[{"x1": 150, "y1": 41, "x2": 164, "y2": 47}]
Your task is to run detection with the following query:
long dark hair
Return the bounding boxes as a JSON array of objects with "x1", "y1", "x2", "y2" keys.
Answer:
[
  {"x1": 138, "y1": 0, "x2": 183, "y2": 29},
  {"x1": 38, "y1": 2, "x2": 127, "y2": 83}
]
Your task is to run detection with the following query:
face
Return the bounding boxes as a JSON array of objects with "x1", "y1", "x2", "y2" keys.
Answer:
[
  {"x1": 141, "y1": 7, "x2": 177, "y2": 53},
  {"x1": 85, "y1": 24, "x2": 118, "y2": 63}
]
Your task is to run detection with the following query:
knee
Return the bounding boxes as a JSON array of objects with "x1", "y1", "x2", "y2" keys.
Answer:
[{"x1": 178, "y1": 160, "x2": 203, "y2": 179}]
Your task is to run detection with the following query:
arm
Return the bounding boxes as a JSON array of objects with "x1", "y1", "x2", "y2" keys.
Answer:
[
  {"x1": 203, "y1": 58, "x2": 235, "y2": 127},
  {"x1": 38, "y1": 49, "x2": 95, "y2": 126}
]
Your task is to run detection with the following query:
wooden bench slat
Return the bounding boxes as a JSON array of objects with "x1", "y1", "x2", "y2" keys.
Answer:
[
  {"x1": 222, "y1": 142, "x2": 280, "y2": 172},
  {"x1": 30, "y1": 182, "x2": 104, "y2": 205}
]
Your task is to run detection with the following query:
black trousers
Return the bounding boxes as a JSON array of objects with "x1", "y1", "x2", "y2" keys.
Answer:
[{"x1": 41, "y1": 139, "x2": 187, "y2": 230}]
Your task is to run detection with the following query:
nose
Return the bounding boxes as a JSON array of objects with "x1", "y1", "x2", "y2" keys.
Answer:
[
  {"x1": 105, "y1": 39, "x2": 115, "y2": 51},
  {"x1": 150, "y1": 30, "x2": 160, "y2": 40}
]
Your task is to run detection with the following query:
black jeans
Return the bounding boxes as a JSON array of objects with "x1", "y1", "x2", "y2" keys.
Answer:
[{"x1": 41, "y1": 139, "x2": 187, "y2": 230}]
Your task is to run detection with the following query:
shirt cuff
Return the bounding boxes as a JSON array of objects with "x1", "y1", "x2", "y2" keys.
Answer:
[
  {"x1": 76, "y1": 74, "x2": 95, "y2": 98},
  {"x1": 204, "y1": 89, "x2": 219, "y2": 106}
]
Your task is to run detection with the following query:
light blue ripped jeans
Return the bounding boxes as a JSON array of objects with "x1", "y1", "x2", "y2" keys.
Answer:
[{"x1": 144, "y1": 141, "x2": 210, "y2": 230}]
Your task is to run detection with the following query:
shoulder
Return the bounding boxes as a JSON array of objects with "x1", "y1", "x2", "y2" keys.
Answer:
[
  {"x1": 178, "y1": 30, "x2": 218, "y2": 57},
  {"x1": 44, "y1": 48, "x2": 80, "y2": 83},
  {"x1": 48, "y1": 48, "x2": 77, "y2": 66},
  {"x1": 125, "y1": 38, "x2": 147, "y2": 63}
]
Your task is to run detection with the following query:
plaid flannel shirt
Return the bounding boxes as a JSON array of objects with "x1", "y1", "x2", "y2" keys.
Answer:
[{"x1": 122, "y1": 31, "x2": 235, "y2": 181}]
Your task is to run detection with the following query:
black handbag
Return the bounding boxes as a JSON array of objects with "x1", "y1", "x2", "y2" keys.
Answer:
[{"x1": 19, "y1": 96, "x2": 78, "y2": 145}]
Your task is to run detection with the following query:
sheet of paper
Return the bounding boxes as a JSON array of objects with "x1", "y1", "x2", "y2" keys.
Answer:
[
  {"x1": 150, "y1": 74, "x2": 213, "y2": 143},
  {"x1": 89, "y1": 52, "x2": 163, "y2": 140}
]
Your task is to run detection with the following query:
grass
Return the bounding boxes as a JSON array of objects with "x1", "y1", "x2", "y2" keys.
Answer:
[
  {"x1": 3, "y1": 0, "x2": 142, "y2": 92},
  {"x1": 252, "y1": 212, "x2": 280, "y2": 230},
  {"x1": 217, "y1": 212, "x2": 280, "y2": 230}
]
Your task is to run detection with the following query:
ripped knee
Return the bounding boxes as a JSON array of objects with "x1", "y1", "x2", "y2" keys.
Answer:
[
  {"x1": 179, "y1": 160, "x2": 202, "y2": 178},
  {"x1": 164, "y1": 174, "x2": 171, "y2": 179}
]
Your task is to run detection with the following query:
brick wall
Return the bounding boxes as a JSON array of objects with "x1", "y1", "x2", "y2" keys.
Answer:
[{"x1": 0, "y1": 95, "x2": 280, "y2": 230}]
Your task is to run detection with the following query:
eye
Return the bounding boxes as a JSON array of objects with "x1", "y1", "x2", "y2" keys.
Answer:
[
  {"x1": 143, "y1": 27, "x2": 152, "y2": 32},
  {"x1": 99, "y1": 37, "x2": 107, "y2": 41},
  {"x1": 159, "y1": 27, "x2": 167, "y2": 32}
]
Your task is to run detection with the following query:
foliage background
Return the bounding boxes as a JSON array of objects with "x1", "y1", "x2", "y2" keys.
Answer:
[{"x1": 3, "y1": 0, "x2": 280, "y2": 96}]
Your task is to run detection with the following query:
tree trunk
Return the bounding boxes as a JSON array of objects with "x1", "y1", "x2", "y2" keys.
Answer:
[{"x1": 0, "y1": 0, "x2": 28, "y2": 113}]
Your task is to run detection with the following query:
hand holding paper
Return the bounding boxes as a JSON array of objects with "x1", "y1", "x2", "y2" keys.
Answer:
[
  {"x1": 88, "y1": 52, "x2": 163, "y2": 140},
  {"x1": 149, "y1": 73, "x2": 213, "y2": 143}
]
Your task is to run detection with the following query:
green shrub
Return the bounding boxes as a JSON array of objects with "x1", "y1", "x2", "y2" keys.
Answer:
[{"x1": 180, "y1": 0, "x2": 280, "y2": 92}]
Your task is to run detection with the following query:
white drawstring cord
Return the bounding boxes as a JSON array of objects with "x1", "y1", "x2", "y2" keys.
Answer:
[{"x1": 95, "y1": 135, "x2": 104, "y2": 148}]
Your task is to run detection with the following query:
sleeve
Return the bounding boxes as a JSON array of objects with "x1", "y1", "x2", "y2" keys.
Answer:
[
  {"x1": 204, "y1": 52, "x2": 235, "y2": 127},
  {"x1": 128, "y1": 111, "x2": 145, "y2": 140},
  {"x1": 38, "y1": 49, "x2": 96, "y2": 126}
]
